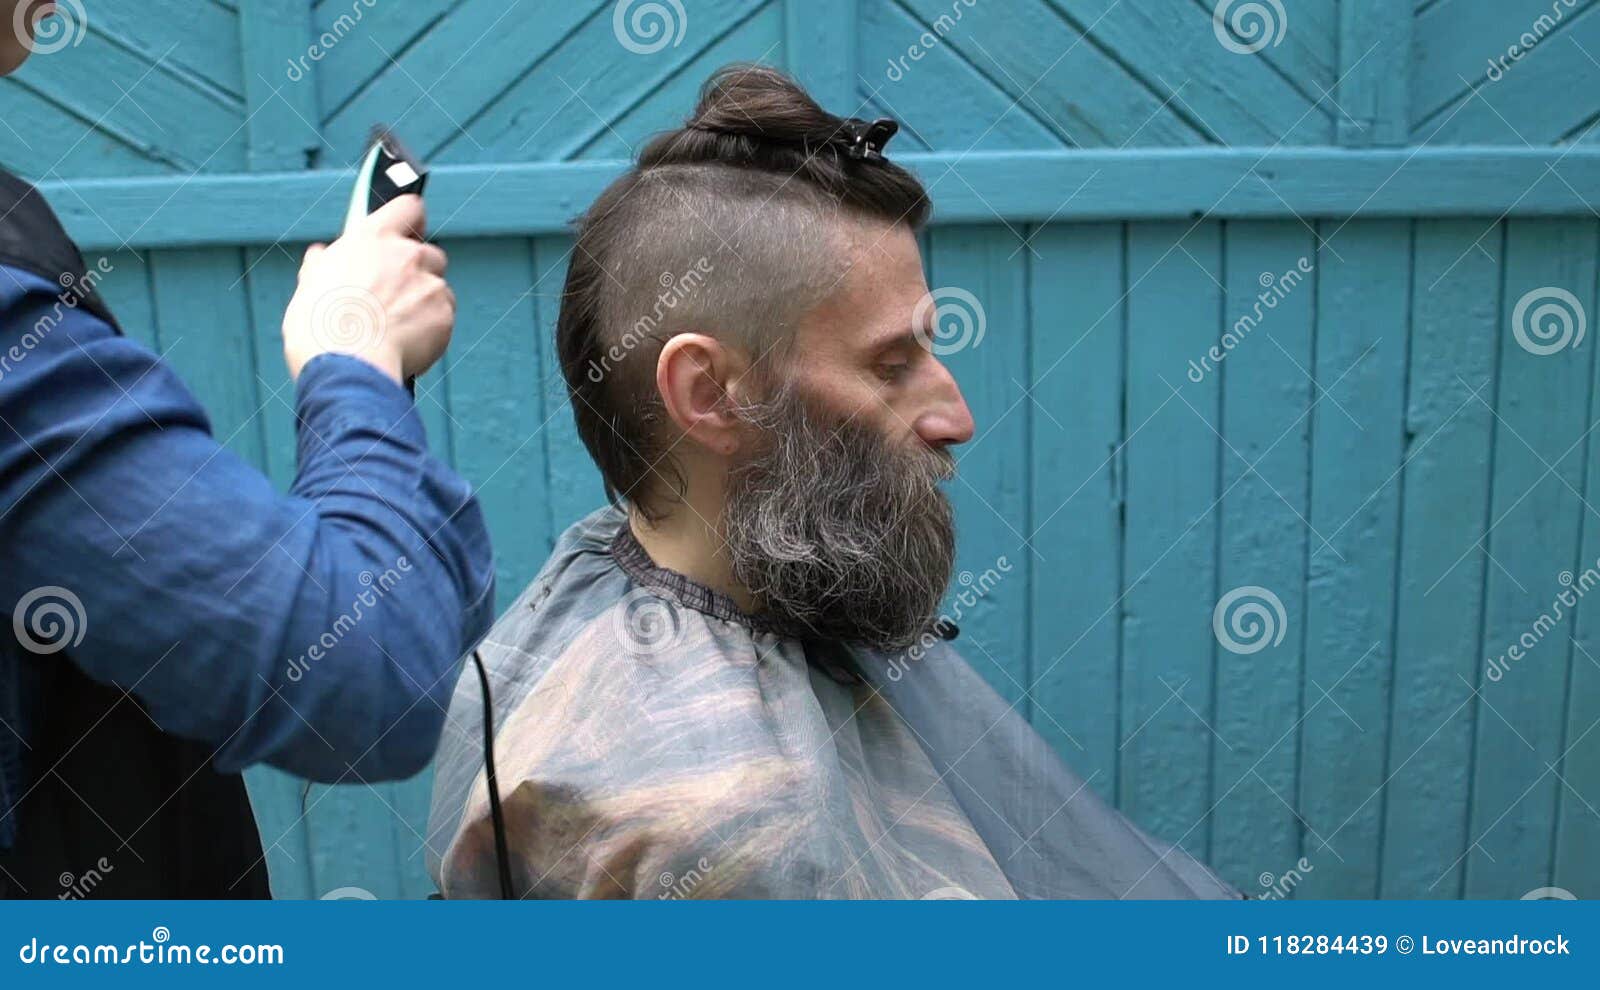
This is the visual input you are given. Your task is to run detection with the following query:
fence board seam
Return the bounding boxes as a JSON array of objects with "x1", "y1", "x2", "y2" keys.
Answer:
[{"x1": 35, "y1": 147, "x2": 1600, "y2": 249}]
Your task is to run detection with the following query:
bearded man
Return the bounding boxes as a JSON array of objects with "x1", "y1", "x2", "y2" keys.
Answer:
[{"x1": 428, "y1": 65, "x2": 1238, "y2": 900}]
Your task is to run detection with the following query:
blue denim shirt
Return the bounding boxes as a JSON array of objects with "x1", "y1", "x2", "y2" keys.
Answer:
[{"x1": 0, "y1": 264, "x2": 495, "y2": 848}]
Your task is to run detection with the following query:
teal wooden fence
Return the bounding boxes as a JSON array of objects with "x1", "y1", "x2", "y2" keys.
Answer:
[{"x1": 4, "y1": 0, "x2": 1598, "y2": 899}]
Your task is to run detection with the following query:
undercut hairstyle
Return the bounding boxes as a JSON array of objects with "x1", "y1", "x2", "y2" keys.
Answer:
[{"x1": 556, "y1": 64, "x2": 932, "y2": 520}]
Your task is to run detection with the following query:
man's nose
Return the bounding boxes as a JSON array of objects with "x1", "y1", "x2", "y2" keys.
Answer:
[{"x1": 915, "y1": 358, "x2": 975, "y2": 448}]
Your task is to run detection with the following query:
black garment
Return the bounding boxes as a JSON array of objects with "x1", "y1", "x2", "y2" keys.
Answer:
[
  {"x1": 0, "y1": 169, "x2": 269, "y2": 899},
  {"x1": 0, "y1": 661, "x2": 270, "y2": 899},
  {"x1": 0, "y1": 170, "x2": 116, "y2": 327}
]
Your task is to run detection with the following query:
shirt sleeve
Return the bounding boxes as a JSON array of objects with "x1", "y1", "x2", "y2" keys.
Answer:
[{"x1": 0, "y1": 265, "x2": 495, "y2": 782}]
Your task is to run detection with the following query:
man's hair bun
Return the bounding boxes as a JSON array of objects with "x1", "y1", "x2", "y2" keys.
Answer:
[{"x1": 638, "y1": 64, "x2": 928, "y2": 227}]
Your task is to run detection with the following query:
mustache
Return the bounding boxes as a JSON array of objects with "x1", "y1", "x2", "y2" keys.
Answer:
[
  {"x1": 924, "y1": 445, "x2": 956, "y2": 481},
  {"x1": 737, "y1": 387, "x2": 959, "y2": 480}
]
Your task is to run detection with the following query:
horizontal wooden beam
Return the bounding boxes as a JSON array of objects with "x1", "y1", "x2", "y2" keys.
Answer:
[{"x1": 42, "y1": 147, "x2": 1600, "y2": 251}]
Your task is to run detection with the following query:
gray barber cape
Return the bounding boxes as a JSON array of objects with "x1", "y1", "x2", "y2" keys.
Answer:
[{"x1": 427, "y1": 507, "x2": 1240, "y2": 900}]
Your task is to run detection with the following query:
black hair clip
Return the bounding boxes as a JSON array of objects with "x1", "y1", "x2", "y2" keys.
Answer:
[{"x1": 840, "y1": 117, "x2": 899, "y2": 162}]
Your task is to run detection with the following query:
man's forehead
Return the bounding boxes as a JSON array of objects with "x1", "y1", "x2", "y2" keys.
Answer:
[
  {"x1": 836, "y1": 221, "x2": 924, "y2": 282},
  {"x1": 800, "y1": 223, "x2": 927, "y2": 346}
]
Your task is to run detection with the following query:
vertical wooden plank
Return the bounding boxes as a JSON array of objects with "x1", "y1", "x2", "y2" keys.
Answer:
[
  {"x1": 239, "y1": 0, "x2": 321, "y2": 170},
  {"x1": 240, "y1": 239, "x2": 455, "y2": 900},
  {"x1": 1119, "y1": 220, "x2": 1222, "y2": 848},
  {"x1": 374, "y1": 760, "x2": 437, "y2": 901},
  {"x1": 1336, "y1": 0, "x2": 1412, "y2": 146},
  {"x1": 240, "y1": 243, "x2": 318, "y2": 899},
  {"x1": 152, "y1": 244, "x2": 340, "y2": 898},
  {"x1": 409, "y1": 365, "x2": 456, "y2": 472},
  {"x1": 257, "y1": 264, "x2": 447, "y2": 901},
  {"x1": 304, "y1": 780, "x2": 409, "y2": 900},
  {"x1": 443, "y1": 241, "x2": 555, "y2": 609},
  {"x1": 94, "y1": 250, "x2": 157, "y2": 352},
  {"x1": 784, "y1": 0, "x2": 856, "y2": 111},
  {"x1": 1466, "y1": 218, "x2": 1596, "y2": 898},
  {"x1": 390, "y1": 768, "x2": 443, "y2": 900},
  {"x1": 148, "y1": 248, "x2": 265, "y2": 466},
  {"x1": 927, "y1": 225, "x2": 1031, "y2": 708},
  {"x1": 243, "y1": 766, "x2": 315, "y2": 899},
  {"x1": 1379, "y1": 219, "x2": 1500, "y2": 898},
  {"x1": 374, "y1": 236, "x2": 557, "y2": 897},
  {"x1": 1295, "y1": 220, "x2": 1410, "y2": 898},
  {"x1": 1211, "y1": 221, "x2": 1314, "y2": 893},
  {"x1": 243, "y1": 246, "x2": 303, "y2": 484},
  {"x1": 533, "y1": 236, "x2": 607, "y2": 543},
  {"x1": 1028, "y1": 222, "x2": 1123, "y2": 801},
  {"x1": 1558, "y1": 227, "x2": 1600, "y2": 891}
]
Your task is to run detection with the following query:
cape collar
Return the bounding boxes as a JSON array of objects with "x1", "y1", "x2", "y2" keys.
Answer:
[{"x1": 608, "y1": 523, "x2": 864, "y2": 684}]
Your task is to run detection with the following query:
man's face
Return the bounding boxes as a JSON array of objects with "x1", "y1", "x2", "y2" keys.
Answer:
[
  {"x1": 717, "y1": 222, "x2": 976, "y2": 650},
  {"x1": 782, "y1": 222, "x2": 975, "y2": 454},
  {"x1": 1, "y1": 2, "x2": 58, "y2": 75}
]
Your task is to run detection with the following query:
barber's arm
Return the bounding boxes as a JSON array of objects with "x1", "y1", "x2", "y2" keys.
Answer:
[{"x1": 0, "y1": 197, "x2": 494, "y2": 782}]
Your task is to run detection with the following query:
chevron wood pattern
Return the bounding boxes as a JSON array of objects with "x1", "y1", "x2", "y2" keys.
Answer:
[{"x1": 0, "y1": 0, "x2": 1596, "y2": 902}]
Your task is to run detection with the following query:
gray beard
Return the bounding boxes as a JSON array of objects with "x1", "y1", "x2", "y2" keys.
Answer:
[{"x1": 722, "y1": 385, "x2": 957, "y2": 650}]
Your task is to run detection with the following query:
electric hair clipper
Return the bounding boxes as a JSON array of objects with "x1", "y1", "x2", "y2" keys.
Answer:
[
  {"x1": 345, "y1": 125, "x2": 428, "y2": 231},
  {"x1": 344, "y1": 126, "x2": 429, "y2": 395}
]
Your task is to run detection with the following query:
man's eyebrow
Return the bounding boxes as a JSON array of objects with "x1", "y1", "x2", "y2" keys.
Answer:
[{"x1": 862, "y1": 327, "x2": 920, "y2": 355}]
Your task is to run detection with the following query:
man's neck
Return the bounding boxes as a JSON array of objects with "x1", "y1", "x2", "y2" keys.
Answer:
[{"x1": 628, "y1": 502, "x2": 757, "y2": 613}]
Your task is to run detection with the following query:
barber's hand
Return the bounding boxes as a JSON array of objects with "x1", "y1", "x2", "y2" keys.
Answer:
[{"x1": 282, "y1": 195, "x2": 454, "y2": 385}]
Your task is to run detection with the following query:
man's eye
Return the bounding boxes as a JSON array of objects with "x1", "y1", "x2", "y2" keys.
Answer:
[{"x1": 875, "y1": 362, "x2": 909, "y2": 382}]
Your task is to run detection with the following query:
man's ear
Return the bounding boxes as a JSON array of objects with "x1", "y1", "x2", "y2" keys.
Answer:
[{"x1": 656, "y1": 333, "x2": 750, "y2": 456}]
